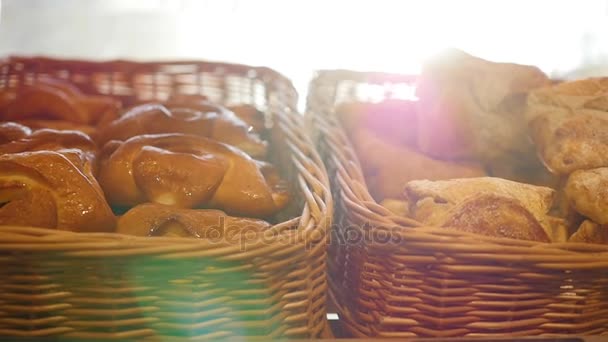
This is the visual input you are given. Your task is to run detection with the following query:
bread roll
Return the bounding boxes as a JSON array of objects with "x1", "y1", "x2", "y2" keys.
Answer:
[
  {"x1": 97, "y1": 103, "x2": 267, "y2": 158},
  {"x1": 416, "y1": 49, "x2": 550, "y2": 163},
  {"x1": 564, "y1": 167, "x2": 608, "y2": 224},
  {"x1": 0, "y1": 150, "x2": 115, "y2": 232},
  {"x1": 526, "y1": 78, "x2": 608, "y2": 174},
  {"x1": 117, "y1": 203, "x2": 270, "y2": 238},
  {"x1": 569, "y1": 220, "x2": 608, "y2": 244},
  {"x1": 98, "y1": 133, "x2": 288, "y2": 218},
  {"x1": 405, "y1": 177, "x2": 554, "y2": 242},
  {"x1": 1, "y1": 78, "x2": 120, "y2": 125},
  {"x1": 350, "y1": 128, "x2": 486, "y2": 200}
]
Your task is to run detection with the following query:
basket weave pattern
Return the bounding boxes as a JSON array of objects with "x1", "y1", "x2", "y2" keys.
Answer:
[
  {"x1": 0, "y1": 57, "x2": 332, "y2": 340},
  {"x1": 307, "y1": 70, "x2": 608, "y2": 338}
]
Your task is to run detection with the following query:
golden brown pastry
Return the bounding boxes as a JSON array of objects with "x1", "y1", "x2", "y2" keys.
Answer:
[
  {"x1": 17, "y1": 119, "x2": 97, "y2": 137},
  {"x1": 96, "y1": 103, "x2": 267, "y2": 158},
  {"x1": 336, "y1": 99, "x2": 419, "y2": 148},
  {"x1": 165, "y1": 94, "x2": 265, "y2": 133},
  {"x1": 117, "y1": 203, "x2": 270, "y2": 238},
  {"x1": 416, "y1": 49, "x2": 550, "y2": 162},
  {"x1": 1, "y1": 78, "x2": 120, "y2": 125},
  {"x1": 0, "y1": 150, "x2": 115, "y2": 232},
  {"x1": 564, "y1": 167, "x2": 608, "y2": 224},
  {"x1": 405, "y1": 177, "x2": 554, "y2": 242},
  {"x1": 406, "y1": 177, "x2": 554, "y2": 221},
  {"x1": 0, "y1": 126, "x2": 98, "y2": 174},
  {"x1": 439, "y1": 193, "x2": 551, "y2": 242},
  {"x1": 352, "y1": 128, "x2": 486, "y2": 200},
  {"x1": 526, "y1": 78, "x2": 608, "y2": 174},
  {"x1": 98, "y1": 133, "x2": 288, "y2": 218},
  {"x1": 228, "y1": 104, "x2": 266, "y2": 133},
  {"x1": 0, "y1": 122, "x2": 31, "y2": 144},
  {"x1": 540, "y1": 216, "x2": 569, "y2": 243},
  {"x1": 569, "y1": 220, "x2": 608, "y2": 244}
]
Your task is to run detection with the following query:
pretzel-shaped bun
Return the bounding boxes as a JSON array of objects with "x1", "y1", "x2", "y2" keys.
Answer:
[
  {"x1": 0, "y1": 150, "x2": 116, "y2": 232},
  {"x1": 97, "y1": 103, "x2": 267, "y2": 158},
  {"x1": 1, "y1": 78, "x2": 120, "y2": 125},
  {"x1": 117, "y1": 203, "x2": 270, "y2": 238},
  {"x1": 98, "y1": 133, "x2": 288, "y2": 217}
]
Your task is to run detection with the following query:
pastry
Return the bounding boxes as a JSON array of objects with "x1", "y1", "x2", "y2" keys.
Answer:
[
  {"x1": 228, "y1": 104, "x2": 266, "y2": 133},
  {"x1": 0, "y1": 126, "x2": 98, "y2": 174},
  {"x1": 405, "y1": 177, "x2": 554, "y2": 242},
  {"x1": 0, "y1": 150, "x2": 115, "y2": 232},
  {"x1": 166, "y1": 94, "x2": 265, "y2": 133},
  {"x1": 439, "y1": 193, "x2": 550, "y2": 242},
  {"x1": 1, "y1": 78, "x2": 120, "y2": 125},
  {"x1": 0, "y1": 122, "x2": 31, "y2": 144},
  {"x1": 98, "y1": 133, "x2": 288, "y2": 217},
  {"x1": 526, "y1": 78, "x2": 608, "y2": 174},
  {"x1": 416, "y1": 49, "x2": 550, "y2": 162},
  {"x1": 564, "y1": 167, "x2": 608, "y2": 224},
  {"x1": 351, "y1": 128, "x2": 485, "y2": 200},
  {"x1": 117, "y1": 203, "x2": 270, "y2": 238},
  {"x1": 17, "y1": 119, "x2": 97, "y2": 137},
  {"x1": 568, "y1": 220, "x2": 608, "y2": 244},
  {"x1": 96, "y1": 103, "x2": 267, "y2": 158}
]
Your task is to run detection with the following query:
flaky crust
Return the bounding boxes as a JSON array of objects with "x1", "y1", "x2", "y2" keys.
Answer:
[
  {"x1": 440, "y1": 193, "x2": 550, "y2": 242},
  {"x1": 405, "y1": 177, "x2": 555, "y2": 222},
  {"x1": 565, "y1": 167, "x2": 608, "y2": 224},
  {"x1": 527, "y1": 78, "x2": 608, "y2": 174},
  {"x1": 569, "y1": 220, "x2": 608, "y2": 244}
]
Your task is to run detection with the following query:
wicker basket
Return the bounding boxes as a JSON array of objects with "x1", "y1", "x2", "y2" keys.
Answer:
[
  {"x1": 0, "y1": 56, "x2": 332, "y2": 340},
  {"x1": 307, "y1": 69, "x2": 608, "y2": 338}
]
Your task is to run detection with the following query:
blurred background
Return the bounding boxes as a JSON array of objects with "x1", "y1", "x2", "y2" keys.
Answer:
[{"x1": 2, "y1": 0, "x2": 608, "y2": 109}]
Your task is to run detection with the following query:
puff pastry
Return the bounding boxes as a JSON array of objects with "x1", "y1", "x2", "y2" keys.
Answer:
[
  {"x1": 526, "y1": 78, "x2": 608, "y2": 174},
  {"x1": 405, "y1": 177, "x2": 554, "y2": 242},
  {"x1": 564, "y1": 167, "x2": 608, "y2": 224}
]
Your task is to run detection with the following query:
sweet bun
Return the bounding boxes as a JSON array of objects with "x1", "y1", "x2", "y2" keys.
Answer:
[
  {"x1": 0, "y1": 150, "x2": 115, "y2": 232},
  {"x1": 97, "y1": 103, "x2": 267, "y2": 158},
  {"x1": 98, "y1": 133, "x2": 288, "y2": 217},
  {"x1": 117, "y1": 203, "x2": 270, "y2": 238}
]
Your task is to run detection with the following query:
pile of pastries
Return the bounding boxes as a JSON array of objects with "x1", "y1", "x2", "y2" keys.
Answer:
[
  {"x1": 0, "y1": 77, "x2": 288, "y2": 239},
  {"x1": 337, "y1": 49, "x2": 608, "y2": 244}
]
